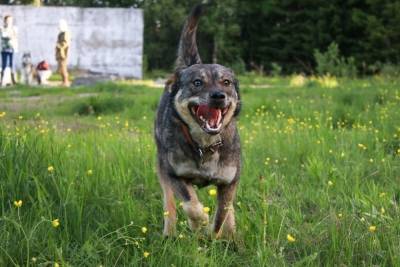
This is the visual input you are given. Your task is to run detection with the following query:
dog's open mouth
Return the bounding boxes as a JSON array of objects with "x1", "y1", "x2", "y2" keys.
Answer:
[{"x1": 190, "y1": 104, "x2": 229, "y2": 134}]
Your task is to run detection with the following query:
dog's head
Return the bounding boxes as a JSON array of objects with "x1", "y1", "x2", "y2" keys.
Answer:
[
  {"x1": 22, "y1": 52, "x2": 32, "y2": 64},
  {"x1": 168, "y1": 4, "x2": 241, "y2": 135}
]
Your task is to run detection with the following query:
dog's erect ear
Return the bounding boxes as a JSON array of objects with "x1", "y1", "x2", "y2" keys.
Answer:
[
  {"x1": 233, "y1": 79, "x2": 241, "y2": 117},
  {"x1": 165, "y1": 72, "x2": 180, "y2": 95},
  {"x1": 175, "y1": 4, "x2": 206, "y2": 70}
]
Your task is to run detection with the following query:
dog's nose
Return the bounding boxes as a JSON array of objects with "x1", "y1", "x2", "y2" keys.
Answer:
[{"x1": 210, "y1": 91, "x2": 226, "y2": 100}]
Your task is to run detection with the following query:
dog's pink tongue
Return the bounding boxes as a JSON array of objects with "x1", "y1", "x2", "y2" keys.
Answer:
[{"x1": 196, "y1": 105, "x2": 221, "y2": 127}]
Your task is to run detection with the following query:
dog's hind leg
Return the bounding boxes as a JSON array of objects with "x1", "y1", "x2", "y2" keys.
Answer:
[{"x1": 213, "y1": 180, "x2": 238, "y2": 239}]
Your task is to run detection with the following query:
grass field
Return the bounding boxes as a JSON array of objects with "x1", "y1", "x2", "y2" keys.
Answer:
[{"x1": 0, "y1": 75, "x2": 399, "y2": 266}]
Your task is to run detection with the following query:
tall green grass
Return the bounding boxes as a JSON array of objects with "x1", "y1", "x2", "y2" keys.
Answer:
[{"x1": 0, "y1": 77, "x2": 399, "y2": 266}]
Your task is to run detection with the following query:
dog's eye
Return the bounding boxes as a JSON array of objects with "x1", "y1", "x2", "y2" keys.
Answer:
[
  {"x1": 193, "y1": 79, "x2": 203, "y2": 87},
  {"x1": 223, "y1": 79, "x2": 231, "y2": 86}
]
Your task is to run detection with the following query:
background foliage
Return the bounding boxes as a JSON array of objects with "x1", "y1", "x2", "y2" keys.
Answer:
[{"x1": 1, "y1": 0, "x2": 400, "y2": 74}]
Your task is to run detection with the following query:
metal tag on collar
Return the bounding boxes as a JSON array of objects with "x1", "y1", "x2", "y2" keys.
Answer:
[{"x1": 198, "y1": 148, "x2": 204, "y2": 159}]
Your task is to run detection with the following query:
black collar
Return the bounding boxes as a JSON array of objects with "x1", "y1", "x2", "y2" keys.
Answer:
[{"x1": 178, "y1": 120, "x2": 223, "y2": 162}]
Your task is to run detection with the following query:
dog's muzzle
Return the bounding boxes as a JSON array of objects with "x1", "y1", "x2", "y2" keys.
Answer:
[{"x1": 189, "y1": 91, "x2": 230, "y2": 135}]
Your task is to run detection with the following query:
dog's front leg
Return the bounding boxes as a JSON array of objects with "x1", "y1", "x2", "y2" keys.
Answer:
[
  {"x1": 159, "y1": 177, "x2": 177, "y2": 236},
  {"x1": 180, "y1": 182, "x2": 209, "y2": 231},
  {"x1": 159, "y1": 171, "x2": 209, "y2": 235},
  {"x1": 213, "y1": 180, "x2": 238, "y2": 239}
]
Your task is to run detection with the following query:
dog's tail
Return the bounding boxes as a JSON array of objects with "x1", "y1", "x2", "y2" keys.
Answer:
[{"x1": 175, "y1": 4, "x2": 207, "y2": 70}]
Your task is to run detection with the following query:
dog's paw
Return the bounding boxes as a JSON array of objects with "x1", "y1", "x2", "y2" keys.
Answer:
[{"x1": 182, "y1": 202, "x2": 209, "y2": 231}]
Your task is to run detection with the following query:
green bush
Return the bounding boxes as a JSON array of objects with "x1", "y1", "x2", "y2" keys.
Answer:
[
  {"x1": 73, "y1": 96, "x2": 131, "y2": 116},
  {"x1": 314, "y1": 42, "x2": 357, "y2": 77},
  {"x1": 270, "y1": 62, "x2": 282, "y2": 77},
  {"x1": 380, "y1": 63, "x2": 400, "y2": 77}
]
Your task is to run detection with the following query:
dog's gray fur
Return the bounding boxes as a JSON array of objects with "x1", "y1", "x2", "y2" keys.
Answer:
[{"x1": 154, "y1": 4, "x2": 241, "y2": 238}]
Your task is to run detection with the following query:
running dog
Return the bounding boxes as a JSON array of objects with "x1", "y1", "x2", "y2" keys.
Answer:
[{"x1": 155, "y1": 4, "x2": 241, "y2": 238}]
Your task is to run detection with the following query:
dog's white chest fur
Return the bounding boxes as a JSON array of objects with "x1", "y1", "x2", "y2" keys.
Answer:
[{"x1": 168, "y1": 151, "x2": 237, "y2": 184}]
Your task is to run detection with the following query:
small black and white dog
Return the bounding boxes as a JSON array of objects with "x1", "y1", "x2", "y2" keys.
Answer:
[
  {"x1": 21, "y1": 52, "x2": 34, "y2": 86},
  {"x1": 155, "y1": 4, "x2": 241, "y2": 238}
]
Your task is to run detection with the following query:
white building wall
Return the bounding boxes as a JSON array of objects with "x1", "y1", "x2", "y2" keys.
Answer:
[{"x1": 0, "y1": 5, "x2": 143, "y2": 78}]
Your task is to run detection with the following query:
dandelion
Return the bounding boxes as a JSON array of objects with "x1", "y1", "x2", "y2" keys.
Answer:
[
  {"x1": 18, "y1": 115, "x2": 23, "y2": 120},
  {"x1": 47, "y1": 166, "x2": 54, "y2": 173},
  {"x1": 369, "y1": 225, "x2": 376, "y2": 233},
  {"x1": 338, "y1": 213, "x2": 343, "y2": 218},
  {"x1": 163, "y1": 211, "x2": 170, "y2": 217},
  {"x1": 141, "y1": 227, "x2": 148, "y2": 234},
  {"x1": 208, "y1": 188, "x2": 217, "y2": 196},
  {"x1": 178, "y1": 234, "x2": 184, "y2": 239},
  {"x1": 203, "y1": 207, "x2": 210, "y2": 214},
  {"x1": 87, "y1": 169, "x2": 93, "y2": 176},
  {"x1": 328, "y1": 180, "x2": 334, "y2": 186},
  {"x1": 379, "y1": 192, "x2": 386, "y2": 198},
  {"x1": 380, "y1": 207, "x2": 385, "y2": 214},
  {"x1": 51, "y1": 219, "x2": 60, "y2": 228},
  {"x1": 143, "y1": 251, "x2": 150, "y2": 258},
  {"x1": 14, "y1": 200, "x2": 23, "y2": 208},
  {"x1": 0, "y1": 111, "x2": 6, "y2": 118},
  {"x1": 287, "y1": 234, "x2": 296, "y2": 243},
  {"x1": 54, "y1": 263, "x2": 60, "y2": 267}
]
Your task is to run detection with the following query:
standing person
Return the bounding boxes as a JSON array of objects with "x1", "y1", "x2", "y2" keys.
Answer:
[
  {"x1": 55, "y1": 19, "x2": 70, "y2": 87},
  {"x1": 0, "y1": 15, "x2": 18, "y2": 86}
]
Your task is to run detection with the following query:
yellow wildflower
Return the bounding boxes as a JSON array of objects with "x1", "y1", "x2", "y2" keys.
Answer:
[
  {"x1": 208, "y1": 188, "x2": 217, "y2": 196},
  {"x1": 87, "y1": 169, "x2": 93, "y2": 176},
  {"x1": 0, "y1": 111, "x2": 6, "y2": 118},
  {"x1": 369, "y1": 225, "x2": 376, "y2": 233},
  {"x1": 287, "y1": 234, "x2": 296, "y2": 243},
  {"x1": 52, "y1": 219, "x2": 60, "y2": 228},
  {"x1": 143, "y1": 251, "x2": 150, "y2": 258},
  {"x1": 328, "y1": 180, "x2": 333, "y2": 186},
  {"x1": 14, "y1": 200, "x2": 23, "y2": 208},
  {"x1": 203, "y1": 207, "x2": 210, "y2": 214},
  {"x1": 163, "y1": 211, "x2": 170, "y2": 217},
  {"x1": 141, "y1": 227, "x2": 147, "y2": 234},
  {"x1": 47, "y1": 166, "x2": 54, "y2": 173}
]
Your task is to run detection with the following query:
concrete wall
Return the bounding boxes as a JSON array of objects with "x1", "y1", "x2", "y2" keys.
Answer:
[{"x1": 0, "y1": 6, "x2": 143, "y2": 78}]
